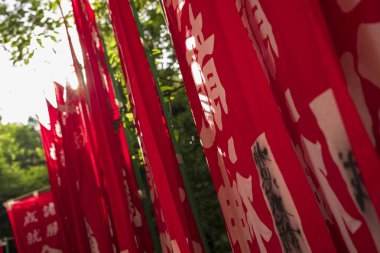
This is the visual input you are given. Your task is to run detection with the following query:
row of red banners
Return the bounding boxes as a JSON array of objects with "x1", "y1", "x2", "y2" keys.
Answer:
[
  {"x1": 161, "y1": 0, "x2": 380, "y2": 252},
  {"x1": 6, "y1": 0, "x2": 380, "y2": 252},
  {"x1": 6, "y1": 192, "x2": 65, "y2": 253}
]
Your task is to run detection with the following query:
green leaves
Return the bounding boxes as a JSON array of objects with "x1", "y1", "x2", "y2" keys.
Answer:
[
  {"x1": 151, "y1": 48, "x2": 161, "y2": 55},
  {"x1": 49, "y1": 35, "x2": 58, "y2": 42},
  {"x1": 36, "y1": 38, "x2": 43, "y2": 47},
  {"x1": 0, "y1": 120, "x2": 49, "y2": 238},
  {"x1": 0, "y1": 0, "x2": 62, "y2": 65}
]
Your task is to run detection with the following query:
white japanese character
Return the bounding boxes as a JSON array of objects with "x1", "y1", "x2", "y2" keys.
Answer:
[
  {"x1": 85, "y1": 219, "x2": 100, "y2": 253},
  {"x1": 74, "y1": 126, "x2": 85, "y2": 149},
  {"x1": 252, "y1": 133, "x2": 311, "y2": 252},
  {"x1": 159, "y1": 231, "x2": 172, "y2": 253},
  {"x1": 165, "y1": 0, "x2": 185, "y2": 31},
  {"x1": 236, "y1": 0, "x2": 279, "y2": 79},
  {"x1": 24, "y1": 211, "x2": 38, "y2": 226},
  {"x1": 186, "y1": 5, "x2": 228, "y2": 148},
  {"x1": 50, "y1": 144, "x2": 57, "y2": 161},
  {"x1": 55, "y1": 122, "x2": 62, "y2": 138},
  {"x1": 336, "y1": 0, "x2": 361, "y2": 13},
  {"x1": 58, "y1": 149, "x2": 65, "y2": 168},
  {"x1": 301, "y1": 136, "x2": 362, "y2": 253},
  {"x1": 121, "y1": 169, "x2": 142, "y2": 227},
  {"x1": 46, "y1": 221, "x2": 59, "y2": 237},
  {"x1": 310, "y1": 89, "x2": 380, "y2": 252},
  {"x1": 43, "y1": 202, "x2": 56, "y2": 218},
  {"x1": 340, "y1": 52, "x2": 375, "y2": 145},
  {"x1": 357, "y1": 23, "x2": 380, "y2": 89},
  {"x1": 41, "y1": 245, "x2": 62, "y2": 253},
  {"x1": 217, "y1": 145, "x2": 272, "y2": 252},
  {"x1": 26, "y1": 229, "x2": 42, "y2": 245}
]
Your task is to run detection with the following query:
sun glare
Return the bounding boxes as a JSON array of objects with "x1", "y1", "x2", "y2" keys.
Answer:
[{"x1": 0, "y1": 0, "x2": 83, "y2": 126}]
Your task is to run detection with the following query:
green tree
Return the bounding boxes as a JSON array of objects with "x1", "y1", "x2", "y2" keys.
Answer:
[
  {"x1": 0, "y1": 0, "x2": 62, "y2": 65},
  {"x1": 0, "y1": 120, "x2": 49, "y2": 240}
]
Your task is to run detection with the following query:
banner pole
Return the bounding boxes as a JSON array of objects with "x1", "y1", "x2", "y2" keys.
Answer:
[
  {"x1": 2, "y1": 237, "x2": 13, "y2": 253},
  {"x1": 128, "y1": 1, "x2": 211, "y2": 252},
  {"x1": 4, "y1": 238, "x2": 10, "y2": 253},
  {"x1": 3, "y1": 186, "x2": 50, "y2": 204},
  {"x1": 98, "y1": 32, "x2": 162, "y2": 253}
]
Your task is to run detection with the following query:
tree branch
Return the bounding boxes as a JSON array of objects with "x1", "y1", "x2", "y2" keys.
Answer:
[{"x1": 163, "y1": 85, "x2": 185, "y2": 97}]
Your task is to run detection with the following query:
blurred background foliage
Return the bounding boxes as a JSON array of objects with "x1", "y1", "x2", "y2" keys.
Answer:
[
  {"x1": 0, "y1": 116, "x2": 49, "y2": 241},
  {"x1": 0, "y1": 0, "x2": 230, "y2": 252},
  {"x1": 0, "y1": 0, "x2": 63, "y2": 64}
]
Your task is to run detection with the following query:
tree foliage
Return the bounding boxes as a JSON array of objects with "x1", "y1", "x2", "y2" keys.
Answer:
[
  {"x1": 0, "y1": 0, "x2": 62, "y2": 65},
  {"x1": 0, "y1": 119, "x2": 49, "y2": 239},
  {"x1": 0, "y1": 0, "x2": 230, "y2": 251}
]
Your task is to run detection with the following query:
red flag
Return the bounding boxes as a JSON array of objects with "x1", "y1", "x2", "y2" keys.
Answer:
[
  {"x1": 61, "y1": 24, "x2": 120, "y2": 251},
  {"x1": 107, "y1": 0, "x2": 205, "y2": 252},
  {"x1": 47, "y1": 87, "x2": 92, "y2": 253},
  {"x1": 6, "y1": 203, "x2": 23, "y2": 252},
  {"x1": 60, "y1": 84, "x2": 117, "y2": 253},
  {"x1": 233, "y1": 0, "x2": 380, "y2": 251},
  {"x1": 39, "y1": 120, "x2": 72, "y2": 253},
  {"x1": 6, "y1": 192, "x2": 66, "y2": 253},
  {"x1": 319, "y1": 0, "x2": 380, "y2": 155},
  {"x1": 61, "y1": 7, "x2": 121, "y2": 252},
  {"x1": 71, "y1": 0, "x2": 154, "y2": 251},
  {"x1": 161, "y1": 0, "x2": 336, "y2": 252}
]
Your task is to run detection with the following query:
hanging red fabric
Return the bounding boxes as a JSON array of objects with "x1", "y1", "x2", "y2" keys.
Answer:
[
  {"x1": 70, "y1": 0, "x2": 154, "y2": 251},
  {"x1": 61, "y1": 8, "x2": 121, "y2": 252},
  {"x1": 233, "y1": 0, "x2": 380, "y2": 251},
  {"x1": 107, "y1": 0, "x2": 205, "y2": 252},
  {"x1": 39, "y1": 117, "x2": 73, "y2": 253},
  {"x1": 6, "y1": 192, "x2": 67, "y2": 253},
  {"x1": 48, "y1": 85, "x2": 92, "y2": 253},
  {"x1": 61, "y1": 84, "x2": 117, "y2": 253},
  {"x1": 161, "y1": 0, "x2": 337, "y2": 252},
  {"x1": 319, "y1": 0, "x2": 380, "y2": 156}
]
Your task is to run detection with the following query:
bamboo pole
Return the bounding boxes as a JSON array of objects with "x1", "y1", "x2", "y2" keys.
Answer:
[
  {"x1": 4, "y1": 239, "x2": 10, "y2": 253},
  {"x1": 3, "y1": 186, "x2": 50, "y2": 209}
]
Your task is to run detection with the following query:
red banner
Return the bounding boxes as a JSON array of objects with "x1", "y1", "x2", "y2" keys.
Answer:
[
  {"x1": 39, "y1": 118, "x2": 72, "y2": 253},
  {"x1": 319, "y1": 0, "x2": 380, "y2": 156},
  {"x1": 59, "y1": 84, "x2": 117, "y2": 253},
  {"x1": 108, "y1": 0, "x2": 204, "y2": 252},
  {"x1": 47, "y1": 87, "x2": 92, "y2": 253},
  {"x1": 71, "y1": 0, "x2": 154, "y2": 251},
  {"x1": 7, "y1": 192, "x2": 66, "y2": 253},
  {"x1": 62, "y1": 17, "x2": 122, "y2": 251},
  {"x1": 161, "y1": 0, "x2": 336, "y2": 252},
  {"x1": 233, "y1": 0, "x2": 380, "y2": 251}
]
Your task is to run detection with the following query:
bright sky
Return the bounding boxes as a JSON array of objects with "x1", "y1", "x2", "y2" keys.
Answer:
[{"x1": 0, "y1": 1, "x2": 82, "y2": 126}]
